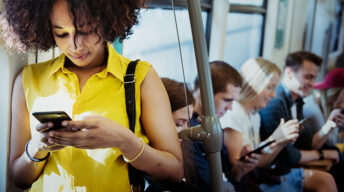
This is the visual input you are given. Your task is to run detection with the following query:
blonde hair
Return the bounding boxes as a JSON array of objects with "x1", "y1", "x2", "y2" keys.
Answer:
[{"x1": 239, "y1": 57, "x2": 281, "y2": 103}]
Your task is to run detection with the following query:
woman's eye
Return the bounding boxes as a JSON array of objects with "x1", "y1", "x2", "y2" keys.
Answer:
[
  {"x1": 55, "y1": 33, "x2": 68, "y2": 38},
  {"x1": 267, "y1": 85, "x2": 274, "y2": 90}
]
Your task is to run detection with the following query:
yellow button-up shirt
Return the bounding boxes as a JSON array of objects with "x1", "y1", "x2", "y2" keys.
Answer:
[{"x1": 22, "y1": 44, "x2": 151, "y2": 192}]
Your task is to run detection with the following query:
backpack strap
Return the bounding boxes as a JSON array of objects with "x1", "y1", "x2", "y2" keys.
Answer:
[
  {"x1": 124, "y1": 60, "x2": 139, "y2": 133},
  {"x1": 124, "y1": 59, "x2": 145, "y2": 192}
]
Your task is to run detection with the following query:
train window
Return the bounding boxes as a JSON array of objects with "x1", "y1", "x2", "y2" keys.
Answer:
[
  {"x1": 331, "y1": 0, "x2": 343, "y2": 52},
  {"x1": 123, "y1": 8, "x2": 208, "y2": 84},
  {"x1": 229, "y1": 0, "x2": 264, "y2": 6},
  {"x1": 223, "y1": 13, "x2": 263, "y2": 69}
]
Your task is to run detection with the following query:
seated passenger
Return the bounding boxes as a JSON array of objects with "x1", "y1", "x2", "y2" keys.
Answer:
[
  {"x1": 221, "y1": 58, "x2": 300, "y2": 191},
  {"x1": 162, "y1": 77, "x2": 198, "y2": 184},
  {"x1": 191, "y1": 60, "x2": 260, "y2": 191},
  {"x1": 304, "y1": 68, "x2": 344, "y2": 147},
  {"x1": 5, "y1": 0, "x2": 183, "y2": 191},
  {"x1": 259, "y1": 51, "x2": 337, "y2": 192},
  {"x1": 162, "y1": 78, "x2": 195, "y2": 133},
  {"x1": 303, "y1": 68, "x2": 344, "y2": 191},
  {"x1": 145, "y1": 78, "x2": 198, "y2": 192}
]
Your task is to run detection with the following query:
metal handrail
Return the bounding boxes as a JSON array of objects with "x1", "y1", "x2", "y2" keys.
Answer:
[{"x1": 178, "y1": 0, "x2": 224, "y2": 191}]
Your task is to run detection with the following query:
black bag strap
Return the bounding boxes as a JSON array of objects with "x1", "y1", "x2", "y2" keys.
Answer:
[
  {"x1": 124, "y1": 60, "x2": 139, "y2": 133},
  {"x1": 124, "y1": 60, "x2": 145, "y2": 192}
]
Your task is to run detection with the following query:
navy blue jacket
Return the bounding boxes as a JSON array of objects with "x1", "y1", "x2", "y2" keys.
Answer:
[
  {"x1": 259, "y1": 84, "x2": 313, "y2": 175},
  {"x1": 190, "y1": 112, "x2": 234, "y2": 190}
]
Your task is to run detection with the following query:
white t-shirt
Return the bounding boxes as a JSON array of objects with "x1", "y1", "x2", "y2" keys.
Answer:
[{"x1": 220, "y1": 101, "x2": 261, "y2": 148}]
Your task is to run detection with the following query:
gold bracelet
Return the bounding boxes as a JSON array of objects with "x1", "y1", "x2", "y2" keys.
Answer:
[{"x1": 123, "y1": 139, "x2": 145, "y2": 163}]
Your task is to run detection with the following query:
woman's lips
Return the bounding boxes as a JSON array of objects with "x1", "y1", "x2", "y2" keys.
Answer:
[{"x1": 70, "y1": 53, "x2": 90, "y2": 61}]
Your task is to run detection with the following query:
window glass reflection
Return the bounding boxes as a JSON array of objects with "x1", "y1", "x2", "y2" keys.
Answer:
[
  {"x1": 224, "y1": 13, "x2": 263, "y2": 69},
  {"x1": 124, "y1": 8, "x2": 207, "y2": 84}
]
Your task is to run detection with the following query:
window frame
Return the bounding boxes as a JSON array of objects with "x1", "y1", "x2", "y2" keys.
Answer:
[
  {"x1": 147, "y1": 0, "x2": 212, "y2": 10},
  {"x1": 146, "y1": 0, "x2": 267, "y2": 56},
  {"x1": 228, "y1": 0, "x2": 267, "y2": 56},
  {"x1": 145, "y1": 0, "x2": 213, "y2": 51}
]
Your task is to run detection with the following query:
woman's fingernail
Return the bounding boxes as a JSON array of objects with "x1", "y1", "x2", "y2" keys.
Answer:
[
  {"x1": 72, "y1": 127, "x2": 78, "y2": 131},
  {"x1": 62, "y1": 121, "x2": 68, "y2": 126},
  {"x1": 48, "y1": 138, "x2": 53, "y2": 143},
  {"x1": 48, "y1": 122, "x2": 53, "y2": 127},
  {"x1": 49, "y1": 132, "x2": 54, "y2": 136}
]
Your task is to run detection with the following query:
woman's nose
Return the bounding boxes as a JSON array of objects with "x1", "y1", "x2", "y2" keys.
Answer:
[{"x1": 68, "y1": 35, "x2": 83, "y2": 52}]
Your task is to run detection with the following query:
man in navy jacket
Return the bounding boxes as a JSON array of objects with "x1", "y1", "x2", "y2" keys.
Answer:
[{"x1": 259, "y1": 51, "x2": 337, "y2": 191}]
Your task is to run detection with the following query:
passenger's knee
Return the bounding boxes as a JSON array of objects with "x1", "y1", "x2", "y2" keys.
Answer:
[
  {"x1": 304, "y1": 169, "x2": 337, "y2": 192},
  {"x1": 317, "y1": 171, "x2": 337, "y2": 192}
]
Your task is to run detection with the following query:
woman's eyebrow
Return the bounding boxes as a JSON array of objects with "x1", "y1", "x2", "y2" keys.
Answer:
[
  {"x1": 52, "y1": 25, "x2": 63, "y2": 29},
  {"x1": 224, "y1": 98, "x2": 234, "y2": 102}
]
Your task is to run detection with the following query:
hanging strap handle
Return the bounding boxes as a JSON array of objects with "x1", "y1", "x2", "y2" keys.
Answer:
[{"x1": 124, "y1": 60, "x2": 145, "y2": 192}]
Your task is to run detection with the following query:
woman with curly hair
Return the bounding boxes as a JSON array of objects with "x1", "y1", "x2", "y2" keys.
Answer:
[{"x1": 4, "y1": 0, "x2": 183, "y2": 191}]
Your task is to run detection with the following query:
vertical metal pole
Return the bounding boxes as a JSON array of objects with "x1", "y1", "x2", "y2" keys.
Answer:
[
  {"x1": 187, "y1": 0, "x2": 215, "y2": 117},
  {"x1": 186, "y1": 0, "x2": 224, "y2": 191}
]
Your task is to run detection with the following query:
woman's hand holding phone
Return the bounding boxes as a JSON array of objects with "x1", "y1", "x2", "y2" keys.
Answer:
[
  {"x1": 46, "y1": 115, "x2": 136, "y2": 150},
  {"x1": 29, "y1": 111, "x2": 74, "y2": 157},
  {"x1": 34, "y1": 122, "x2": 65, "y2": 149},
  {"x1": 26, "y1": 122, "x2": 64, "y2": 161},
  {"x1": 33, "y1": 113, "x2": 142, "y2": 161}
]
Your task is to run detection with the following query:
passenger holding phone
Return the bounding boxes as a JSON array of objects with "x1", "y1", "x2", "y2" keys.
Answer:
[
  {"x1": 303, "y1": 68, "x2": 344, "y2": 191},
  {"x1": 6, "y1": 0, "x2": 183, "y2": 191},
  {"x1": 191, "y1": 61, "x2": 250, "y2": 191},
  {"x1": 221, "y1": 58, "x2": 301, "y2": 191},
  {"x1": 259, "y1": 51, "x2": 337, "y2": 192},
  {"x1": 304, "y1": 68, "x2": 344, "y2": 148}
]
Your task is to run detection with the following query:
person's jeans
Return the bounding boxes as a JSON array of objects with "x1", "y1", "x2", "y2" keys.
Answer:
[{"x1": 259, "y1": 168, "x2": 304, "y2": 192}]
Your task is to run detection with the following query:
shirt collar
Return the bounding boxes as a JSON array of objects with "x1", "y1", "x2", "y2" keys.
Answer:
[
  {"x1": 99, "y1": 43, "x2": 124, "y2": 82},
  {"x1": 48, "y1": 43, "x2": 124, "y2": 82},
  {"x1": 280, "y1": 83, "x2": 294, "y2": 107},
  {"x1": 48, "y1": 54, "x2": 67, "y2": 77}
]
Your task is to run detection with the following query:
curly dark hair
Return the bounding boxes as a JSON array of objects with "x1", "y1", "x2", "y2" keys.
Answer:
[{"x1": 3, "y1": 0, "x2": 144, "y2": 51}]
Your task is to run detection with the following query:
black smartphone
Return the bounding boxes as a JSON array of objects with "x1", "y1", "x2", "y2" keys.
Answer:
[
  {"x1": 298, "y1": 118, "x2": 309, "y2": 126},
  {"x1": 340, "y1": 108, "x2": 344, "y2": 114},
  {"x1": 239, "y1": 140, "x2": 276, "y2": 161},
  {"x1": 32, "y1": 111, "x2": 72, "y2": 132}
]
